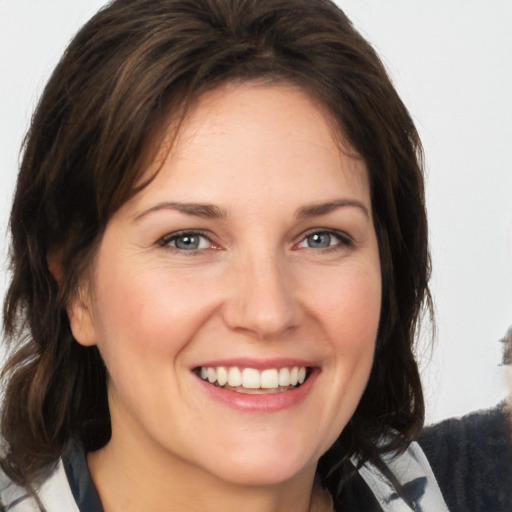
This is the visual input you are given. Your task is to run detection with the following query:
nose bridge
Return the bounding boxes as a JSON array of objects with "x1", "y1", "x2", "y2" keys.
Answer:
[{"x1": 223, "y1": 243, "x2": 302, "y2": 338}]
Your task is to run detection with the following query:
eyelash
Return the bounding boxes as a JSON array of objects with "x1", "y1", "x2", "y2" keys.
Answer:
[
  {"x1": 295, "y1": 229, "x2": 353, "y2": 252},
  {"x1": 158, "y1": 230, "x2": 214, "y2": 253},
  {"x1": 158, "y1": 228, "x2": 353, "y2": 254}
]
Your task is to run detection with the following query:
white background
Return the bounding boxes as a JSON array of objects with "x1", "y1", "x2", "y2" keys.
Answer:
[{"x1": 1, "y1": 1, "x2": 511, "y2": 424}]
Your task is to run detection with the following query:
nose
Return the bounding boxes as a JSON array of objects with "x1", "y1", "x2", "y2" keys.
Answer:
[{"x1": 222, "y1": 251, "x2": 303, "y2": 340}]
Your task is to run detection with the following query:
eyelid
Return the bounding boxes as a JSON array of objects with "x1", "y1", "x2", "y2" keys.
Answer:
[
  {"x1": 294, "y1": 228, "x2": 354, "y2": 249},
  {"x1": 158, "y1": 229, "x2": 215, "y2": 250}
]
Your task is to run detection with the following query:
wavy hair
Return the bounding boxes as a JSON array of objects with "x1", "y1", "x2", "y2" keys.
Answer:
[{"x1": 1, "y1": 0, "x2": 431, "y2": 493}]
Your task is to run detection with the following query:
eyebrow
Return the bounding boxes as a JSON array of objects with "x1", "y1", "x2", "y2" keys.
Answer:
[
  {"x1": 134, "y1": 202, "x2": 226, "y2": 221},
  {"x1": 134, "y1": 198, "x2": 369, "y2": 222},
  {"x1": 296, "y1": 199, "x2": 370, "y2": 220}
]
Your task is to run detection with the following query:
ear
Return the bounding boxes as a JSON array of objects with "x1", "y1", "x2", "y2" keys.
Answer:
[
  {"x1": 48, "y1": 251, "x2": 98, "y2": 347},
  {"x1": 47, "y1": 250, "x2": 64, "y2": 284},
  {"x1": 67, "y1": 285, "x2": 98, "y2": 347}
]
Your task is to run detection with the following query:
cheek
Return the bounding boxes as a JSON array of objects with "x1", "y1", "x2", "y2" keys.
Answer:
[
  {"x1": 306, "y1": 261, "x2": 381, "y2": 414},
  {"x1": 307, "y1": 263, "x2": 382, "y2": 348},
  {"x1": 90, "y1": 259, "x2": 217, "y2": 363},
  {"x1": 294, "y1": 263, "x2": 381, "y2": 457}
]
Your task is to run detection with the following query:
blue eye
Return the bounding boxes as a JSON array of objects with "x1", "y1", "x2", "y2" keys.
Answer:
[
  {"x1": 161, "y1": 232, "x2": 211, "y2": 251},
  {"x1": 297, "y1": 230, "x2": 350, "y2": 250},
  {"x1": 305, "y1": 232, "x2": 334, "y2": 248}
]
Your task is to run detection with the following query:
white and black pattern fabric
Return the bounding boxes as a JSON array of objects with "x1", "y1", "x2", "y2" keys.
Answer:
[
  {"x1": 0, "y1": 459, "x2": 80, "y2": 511},
  {"x1": 353, "y1": 442, "x2": 449, "y2": 512},
  {"x1": 0, "y1": 439, "x2": 102, "y2": 512}
]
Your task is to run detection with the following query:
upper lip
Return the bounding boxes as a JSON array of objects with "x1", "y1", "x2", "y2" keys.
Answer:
[{"x1": 191, "y1": 357, "x2": 317, "y2": 370}]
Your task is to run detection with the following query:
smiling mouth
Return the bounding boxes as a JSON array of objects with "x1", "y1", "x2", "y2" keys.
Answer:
[{"x1": 194, "y1": 366, "x2": 312, "y2": 394}]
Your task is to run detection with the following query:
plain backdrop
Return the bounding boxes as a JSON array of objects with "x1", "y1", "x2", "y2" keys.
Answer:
[{"x1": 1, "y1": 0, "x2": 511, "y2": 424}]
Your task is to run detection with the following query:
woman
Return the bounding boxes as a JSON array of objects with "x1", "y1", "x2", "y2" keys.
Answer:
[{"x1": 0, "y1": 0, "x2": 445, "y2": 510}]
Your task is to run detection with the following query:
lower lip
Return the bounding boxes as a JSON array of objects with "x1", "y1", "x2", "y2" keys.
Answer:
[{"x1": 195, "y1": 370, "x2": 318, "y2": 413}]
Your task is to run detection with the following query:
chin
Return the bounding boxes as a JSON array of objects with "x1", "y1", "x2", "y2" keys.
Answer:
[
  {"x1": 193, "y1": 434, "x2": 324, "y2": 487},
  {"x1": 207, "y1": 456, "x2": 316, "y2": 487}
]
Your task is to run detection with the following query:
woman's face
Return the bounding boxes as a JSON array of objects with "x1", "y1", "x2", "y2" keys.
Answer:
[{"x1": 70, "y1": 82, "x2": 381, "y2": 486}]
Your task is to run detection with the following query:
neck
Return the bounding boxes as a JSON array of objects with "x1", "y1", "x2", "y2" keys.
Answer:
[{"x1": 87, "y1": 427, "x2": 319, "y2": 512}]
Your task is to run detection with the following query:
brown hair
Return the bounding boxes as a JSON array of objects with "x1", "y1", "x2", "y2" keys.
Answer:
[{"x1": 1, "y1": 0, "x2": 431, "y2": 493}]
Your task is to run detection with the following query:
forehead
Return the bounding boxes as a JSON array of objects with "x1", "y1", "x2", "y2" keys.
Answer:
[{"x1": 128, "y1": 81, "x2": 370, "y2": 215}]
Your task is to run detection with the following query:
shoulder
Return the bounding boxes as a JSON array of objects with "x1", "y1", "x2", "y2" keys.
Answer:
[
  {"x1": 331, "y1": 441, "x2": 449, "y2": 511},
  {"x1": 1, "y1": 459, "x2": 80, "y2": 512},
  {"x1": 359, "y1": 441, "x2": 449, "y2": 511},
  {"x1": 0, "y1": 436, "x2": 103, "y2": 512},
  {"x1": 418, "y1": 403, "x2": 512, "y2": 512}
]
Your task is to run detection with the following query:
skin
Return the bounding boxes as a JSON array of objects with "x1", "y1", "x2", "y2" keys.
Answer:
[{"x1": 69, "y1": 82, "x2": 382, "y2": 512}]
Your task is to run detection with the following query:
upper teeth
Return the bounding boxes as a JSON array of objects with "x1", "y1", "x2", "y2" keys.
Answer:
[{"x1": 199, "y1": 366, "x2": 307, "y2": 389}]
